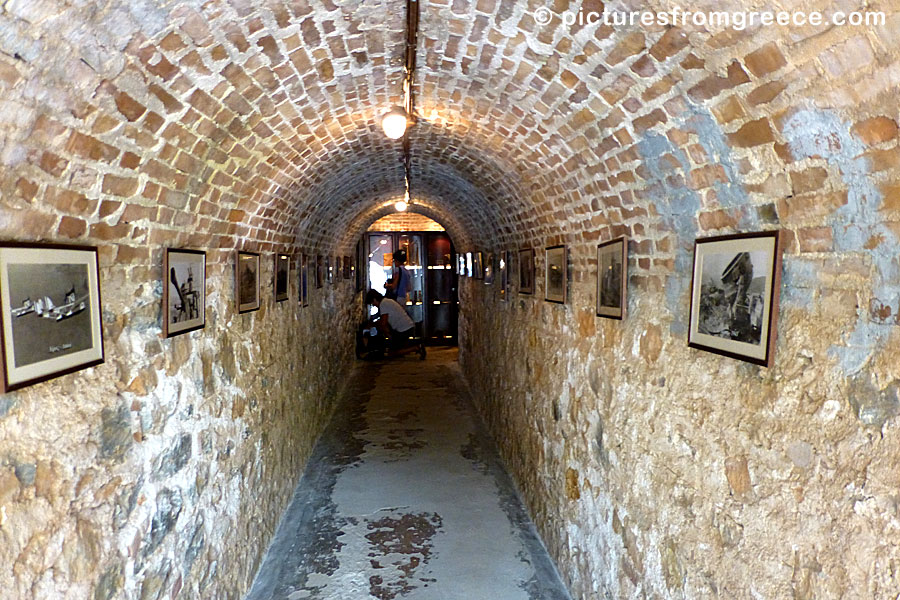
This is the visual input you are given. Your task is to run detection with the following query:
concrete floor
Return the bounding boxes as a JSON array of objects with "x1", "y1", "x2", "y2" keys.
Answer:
[{"x1": 245, "y1": 347, "x2": 572, "y2": 600}]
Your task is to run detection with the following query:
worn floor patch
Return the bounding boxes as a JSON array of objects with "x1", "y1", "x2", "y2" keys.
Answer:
[{"x1": 245, "y1": 348, "x2": 571, "y2": 600}]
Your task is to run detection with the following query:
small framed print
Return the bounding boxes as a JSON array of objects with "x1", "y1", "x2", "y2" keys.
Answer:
[
  {"x1": 473, "y1": 252, "x2": 484, "y2": 280},
  {"x1": 274, "y1": 253, "x2": 290, "y2": 302},
  {"x1": 299, "y1": 254, "x2": 309, "y2": 306},
  {"x1": 343, "y1": 255, "x2": 352, "y2": 280},
  {"x1": 597, "y1": 237, "x2": 627, "y2": 320},
  {"x1": 164, "y1": 248, "x2": 206, "y2": 337},
  {"x1": 236, "y1": 251, "x2": 260, "y2": 314},
  {"x1": 456, "y1": 254, "x2": 465, "y2": 276},
  {"x1": 326, "y1": 257, "x2": 334, "y2": 284},
  {"x1": 688, "y1": 230, "x2": 782, "y2": 367},
  {"x1": 315, "y1": 255, "x2": 324, "y2": 289},
  {"x1": 545, "y1": 245, "x2": 567, "y2": 304},
  {"x1": 518, "y1": 249, "x2": 535, "y2": 295},
  {"x1": 465, "y1": 252, "x2": 473, "y2": 278},
  {"x1": 484, "y1": 252, "x2": 494, "y2": 285},
  {"x1": 499, "y1": 251, "x2": 509, "y2": 301},
  {"x1": 334, "y1": 256, "x2": 341, "y2": 281},
  {"x1": 0, "y1": 243, "x2": 104, "y2": 392}
]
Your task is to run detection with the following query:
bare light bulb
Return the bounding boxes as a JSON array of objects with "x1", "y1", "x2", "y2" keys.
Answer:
[
  {"x1": 395, "y1": 200, "x2": 409, "y2": 212},
  {"x1": 381, "y1": 107, "x2": 408, "y2": 139}
]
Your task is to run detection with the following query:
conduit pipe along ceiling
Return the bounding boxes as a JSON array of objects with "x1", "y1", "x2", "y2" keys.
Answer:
[{"x1": 382, "y1": 0, "x2": 419, "y2": 213}]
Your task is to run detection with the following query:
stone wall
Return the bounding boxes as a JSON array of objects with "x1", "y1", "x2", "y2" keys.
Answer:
[
  {"x1": 459, "y1": 235, "x2": 900, "y2": 599},
  {"x1": 0, "y1": 250, "x2": 358, "y2": 599}
]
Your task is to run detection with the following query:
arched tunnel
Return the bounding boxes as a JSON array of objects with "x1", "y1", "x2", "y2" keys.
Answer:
[{"x1": 1, "y1": 0, "x2": 899, "y2": 598}]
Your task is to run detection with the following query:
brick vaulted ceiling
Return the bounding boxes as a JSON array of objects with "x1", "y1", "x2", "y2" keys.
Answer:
[{"x1": 2, "y1": 0, "x2": 897, "y2": 257}]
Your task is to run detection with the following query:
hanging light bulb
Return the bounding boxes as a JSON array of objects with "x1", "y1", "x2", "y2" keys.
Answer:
[
  {"x1": 394, "y1": 198, "x2": 409, "y2": 212},
  {"x1": 381, "y1": 106, "x2": 408, "y2": 139}
]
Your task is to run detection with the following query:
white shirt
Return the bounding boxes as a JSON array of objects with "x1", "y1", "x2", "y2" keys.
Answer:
[{"x1": 379, "y1": 298, "x2": 415, "y2": 332}]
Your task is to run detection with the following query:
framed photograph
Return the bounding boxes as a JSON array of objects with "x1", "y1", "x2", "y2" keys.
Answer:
[
  {"x1": 456, "y1": 254, "x2": 465, "y2": 276},
  {"x1": 518, "y1": 248, "x2": 534, "y2": 295},
  {"x1": 334, "y1": 256, "x2": 342, "y2": 281},
  {"x1": 0, "y1": 243, "x2": 104, "y2": 392},
  {"x1": 597, "y1": 237, "x2": 627, "y2": 319},
  {"x1": 356, "y1": 239, "x2": 365, "y2": 292},
  {"x1": 545, "y1": 245, "x2": 567, "y2": 304},
  {"x1": 274, "y1": 253, "x2": 290, "y2": 302},
  {"x1": 343, "y1": 255, "x2": 352, "y2": 280},
  {"x1": 315, "y1": 255, "x2": 324, "y2": 289},
  {"x1": 473, "y1": 252, "x2": 484, "y2": 280},
  {"x1": 688, "y1": 231, "x2": 782, "y2": 367},
  {"x1": 499, "y1": 251, "x2": 509, "y2": 301},
  {"x1": 236, "y1": 251, "x2": 260, "y2": 314},
  {"x1": 164, "y1": 248, "x2": 206, "y2": 337},
  {"x1": 326, "y1": 256, "x2": 334, "y2": 284},
  {"x1": 299, "y1": 254, "x2": 309, "y2": 306},
  {"x1": 484, "y1": 253, "x2": 494, "y2": 284},
  {"x1": 465, "y1": 252, "x2": 473, "y2": 278}
]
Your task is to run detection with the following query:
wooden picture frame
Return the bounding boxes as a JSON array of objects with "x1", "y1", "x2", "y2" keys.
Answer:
[
  {"x1": 499, "y1": 251, "x2": 509, "y2": 301},
  {"x1": 688, "y1": 230, "x2": 782, "y2": 367},
  {"x1": 597, "y1": 237, "x2": 627, "y2": 320},
  {"x1": 274, "y1": 253, "x2": 290, "y2": 302},
  {"x1": 484, "y1": 252, "x2": 494, "y2": 285},
  {"x1": 518, "y1": 248, "x2": 535, "y2": 295},
  {"x1": 236, "y1": 251, "x2": 261, "y2": 314},
  {"x1": 473, "y1": 251, "x2": 484, "y2": 280},
  {"x1": 164, "y1": 248, "x2": 206, "y2": 337},
  {"x1": 0, "y1": 242, "x2": 104, "y2": 392},
  {"x1": 545, "y1": 245, "x2": 567, "y2": 304}
]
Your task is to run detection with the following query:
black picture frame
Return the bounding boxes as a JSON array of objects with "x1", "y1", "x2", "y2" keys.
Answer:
[
  {"x1": 0, "y1": 242, "x2": 105, "y2": 392},
  {"x1": 518, "y1": 248, "x2": 534, "y2": 295},
  {"x1": 597, "y1": 237, "x2": 627, "y2": 320},
  {"x1": 236, "y1": 250, "x2": 261, "y2": 314},
  {"x1": 164, "y1": 248, "x2": 206, "y2": 337},
  {"x1": 274, "y1": 253, "x2": 290, "y2": 302},
  {"x1": 545, "y1": 245, "x2": 567, "y2": 304},
  {"x1": 688, "y1": 230, "x2": 783, "y2": 367}
]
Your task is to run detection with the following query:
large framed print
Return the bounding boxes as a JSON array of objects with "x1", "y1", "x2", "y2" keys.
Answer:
[
  {"x1": 164, "y1": 248, "x2": 206, "y2": 337},
  {"x1": 274, "y1": 253, "x2": 290, "y2": 302},
  {"x1": 484, "y1": 252, "x2": 494, "y2": 285},
  {"x1": 518, "y1": 249, "x2": 534, "y2": 295},
  {"x1": 473, "y1": 252, "x2": 484, "y2": 280},
  {"x1": 688, "y1": 231, "x2": 782, "y2": 367},
  {"x1": 299, "y1": 254, "x2": 309, "y2": 306},
  {"x1": 545, "y1": 245, "x2": 567, "y2": 304},
  {"x1": 236, "y1": 251, "x2": 261, "y2": 314},
  {"x1": 597, "y1": 237, "x2": 627, "y2": 319},
  {"x1": 0, "y1": 243, "x2": 104, "y2": 392},
  {"x1": 499, "y1": 251, "x2": 509, "y2": 301}
]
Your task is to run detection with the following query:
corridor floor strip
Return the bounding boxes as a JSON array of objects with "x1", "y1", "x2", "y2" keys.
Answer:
[{"x1": 245, "y1": 348, "x2": 572, "y2": 600}]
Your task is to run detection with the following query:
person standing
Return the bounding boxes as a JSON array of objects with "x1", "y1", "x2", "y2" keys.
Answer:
[{"x1": 384, "y1": 249, "x2": 410, "y2": 302}]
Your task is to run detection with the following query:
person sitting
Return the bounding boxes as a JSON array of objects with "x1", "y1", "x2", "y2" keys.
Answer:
[{"x1": 365, "y1": 289, "x2": 425, "y2": 360}]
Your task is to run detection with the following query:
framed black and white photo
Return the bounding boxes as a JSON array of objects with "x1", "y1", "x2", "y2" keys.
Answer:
[
  {"x1": 597, "y1": 237, "x2": 627, "y2": 320},
  {"x1": 299, "y1": 254, "x2": 309, "y2": 306},
  {"x1": 499, "y1": 251, "x2": 509, "y2": 301},
  {"x1": 689, "y1": 231, "x2": 782, "y2": 367},
  {"x1": 484, "y1": 252, "x2": 494, "y2": 285},
  {"x1": 473, "y1": 252, "x2": 484, "y2": 280},
  {"x1": 326, "y1": 256, "x2": 334, "y2": 284},
  {"x1": 274, "y1": 253, "x2": 290, "y2": 302},
  {"x1": 545, "y1": 245, "x2": 567, "y2": 304},
  {"x1": 164, "y1": 248, "x2": 206, "y2": 337},
  {"x1": 236, "y1": 251, "x2": 260, "y2": 314},
  {"x1": 0, "y1": 243, "x2": 104, "y2": 392},
  {"x1": 518, "y1": 248, "x2": 534, "y2": 295}
]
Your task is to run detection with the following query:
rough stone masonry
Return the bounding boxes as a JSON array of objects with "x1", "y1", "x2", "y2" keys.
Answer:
[{"x1": 0, "y1": 0, "x2": 899, "y2": 599}]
